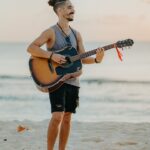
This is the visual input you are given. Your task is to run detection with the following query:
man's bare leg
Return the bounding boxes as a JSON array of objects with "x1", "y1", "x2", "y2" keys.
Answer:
[
  {"x1": 47, "y1": 112, "x2": 64, "y2": 150},
  {"x1": 59, "y1": 112, "x2": 72, "y2": 150}
]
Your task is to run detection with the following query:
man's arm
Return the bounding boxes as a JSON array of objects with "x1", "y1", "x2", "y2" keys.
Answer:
[
  {"x1": 76, "y1": 32, "x2": 104, "y2": 64},
  {"x1": 27, "y1": 28, "x2": 66, "y2": 64},
  {"x1": 27, "y1": 29, "x2": 54, "y2": 59}
]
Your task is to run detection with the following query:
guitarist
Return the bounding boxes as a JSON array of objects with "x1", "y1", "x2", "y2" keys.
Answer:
[{"x1": 27, "y1": 0, "x2": 104, "y2": 149}]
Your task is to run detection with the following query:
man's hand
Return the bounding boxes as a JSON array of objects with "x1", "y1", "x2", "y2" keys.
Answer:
[
  {"x1": 51, "y1": 53, "x2": 66, "y2": 64},
  {"x1": 95, "y1": 48, "x2": 105, "y2": 63},
  {"x1": 60, "y1": 70, "x2": 82, "y2": 82}
]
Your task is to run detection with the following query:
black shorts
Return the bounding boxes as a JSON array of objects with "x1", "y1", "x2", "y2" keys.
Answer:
[{"x1": 48, "y1": 83, "x2": 80, "y2": 113}]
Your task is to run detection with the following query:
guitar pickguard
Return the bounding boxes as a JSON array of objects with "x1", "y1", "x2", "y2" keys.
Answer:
[{"x1": 55, "y1": 47, "x2": 82, "y2": 75}]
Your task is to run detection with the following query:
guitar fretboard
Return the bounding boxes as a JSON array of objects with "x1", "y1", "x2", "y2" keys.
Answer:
[{"x1": 71, "y1": 43, "x2": 116, "y2": 62}]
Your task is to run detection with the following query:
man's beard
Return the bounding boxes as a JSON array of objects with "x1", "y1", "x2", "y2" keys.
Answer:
[
  {"x1": 66, "y1": 13, "x2": 74, "y2": 21},
  {"x1": 66, "y1": 17, "x2": 74, "y2": 21}
]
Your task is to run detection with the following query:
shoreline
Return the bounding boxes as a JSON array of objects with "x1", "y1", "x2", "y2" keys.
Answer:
[{"x1": 0, "y1": 120, "x2": 150, "y2": 150}]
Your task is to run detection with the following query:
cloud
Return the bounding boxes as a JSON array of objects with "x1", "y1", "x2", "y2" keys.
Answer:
[{"x1": 142, "y1": 0, "x2": 150, "y2": 4}]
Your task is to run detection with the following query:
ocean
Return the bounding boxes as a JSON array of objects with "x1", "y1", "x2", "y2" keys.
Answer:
[{"x1": 0, "y1": 41, "x2": 150, "y2": 123}]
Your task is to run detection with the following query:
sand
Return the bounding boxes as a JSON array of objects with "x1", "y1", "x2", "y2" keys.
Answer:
[{"x1": 0, "y1": 120, "x2": 150, "y2": 150}]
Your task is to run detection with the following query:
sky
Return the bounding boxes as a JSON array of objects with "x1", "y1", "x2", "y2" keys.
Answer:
[{"x1": 0, "y1": 0, "x2": 150, "y2": 42}]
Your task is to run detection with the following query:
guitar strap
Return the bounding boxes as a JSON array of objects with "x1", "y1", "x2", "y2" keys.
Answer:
[{"x1": 69, "y1": 27, "x2": 79, "y2": 51}]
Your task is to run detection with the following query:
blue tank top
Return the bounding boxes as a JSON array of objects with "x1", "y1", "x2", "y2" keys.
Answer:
[{"x1": 47, "y1": 24, "x2": 80, "y2": 87}]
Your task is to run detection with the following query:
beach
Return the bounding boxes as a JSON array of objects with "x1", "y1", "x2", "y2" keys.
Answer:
[
  {"x1": 0, "y1": 42, "x2": 150, "y2": 150},
  {"x1": 0, "y1": 120, "x2": 150, "y2": 150},
  {"x1": 1, "y1": 0, "x2": 150, "y2": 147}
]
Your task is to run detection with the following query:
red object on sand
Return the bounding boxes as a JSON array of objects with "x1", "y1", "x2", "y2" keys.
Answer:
[{"x1": 17, "y1": 125, "x2": 29, "y2": 132}]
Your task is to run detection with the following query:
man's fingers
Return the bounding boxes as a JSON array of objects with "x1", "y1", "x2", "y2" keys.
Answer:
[
  {"x1": 96, "y1": 48, "x2": 104, "y2": 53},
  {"x1": 61, "y1": 56, "x2": 67, "y2": 61}
]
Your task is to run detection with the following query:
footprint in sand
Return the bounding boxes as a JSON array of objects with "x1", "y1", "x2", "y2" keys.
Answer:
[{"x1": 116, "y1": 141, "x2": 138, "y2": 146}]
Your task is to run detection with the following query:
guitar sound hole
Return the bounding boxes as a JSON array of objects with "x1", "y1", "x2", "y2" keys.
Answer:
[
  {"x1": 61, "y1": 56, "x2": 72, "y2": 68},
  {"x1": 65, "y1": 56, "x2": 71, "y2": 63}
]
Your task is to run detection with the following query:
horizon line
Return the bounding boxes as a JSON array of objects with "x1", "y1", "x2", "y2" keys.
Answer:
[{"x1": 0, "y1": 40, "x2": 149, "y2": 44}]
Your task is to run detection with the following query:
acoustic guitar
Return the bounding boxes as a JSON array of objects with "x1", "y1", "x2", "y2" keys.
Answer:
[{"x1": 29, "y1": 39, "x2": 134, "y2": 93}]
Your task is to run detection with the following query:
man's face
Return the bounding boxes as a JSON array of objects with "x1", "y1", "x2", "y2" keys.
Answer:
[{"x1": 61, "y1": 1, "x2": 75, "y2": 21}]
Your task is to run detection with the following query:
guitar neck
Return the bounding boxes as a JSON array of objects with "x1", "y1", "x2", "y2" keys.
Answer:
[{"x1": 71, "y1": 43, "x2": 116, "y2": 62}]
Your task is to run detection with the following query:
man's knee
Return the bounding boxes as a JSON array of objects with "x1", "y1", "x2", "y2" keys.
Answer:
[
  {"x1": 62, "y1": 112, "x2": 72, "y2": 124},
  {"x1": 51, "y1": 112, "x2": 64, "y2": 125}
]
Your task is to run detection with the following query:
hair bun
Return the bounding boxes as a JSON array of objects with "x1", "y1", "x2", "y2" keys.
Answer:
[{"x1": 48, "y1": 0, "x2": 56, "y2": 7}]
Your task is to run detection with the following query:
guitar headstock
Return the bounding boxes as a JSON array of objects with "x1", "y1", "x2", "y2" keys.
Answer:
[{"x1": 116, "y1": 39, "x2": 134, "y2": 48}]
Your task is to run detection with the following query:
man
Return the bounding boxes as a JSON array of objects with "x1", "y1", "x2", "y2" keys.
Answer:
[{"x1": 27, "y1": 0, "x2": 104, "y2": 150}]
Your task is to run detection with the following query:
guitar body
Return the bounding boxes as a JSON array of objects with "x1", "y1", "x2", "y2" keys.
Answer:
[{"x1": 29, "y1": 46, "x2": 82, "y2": 93}]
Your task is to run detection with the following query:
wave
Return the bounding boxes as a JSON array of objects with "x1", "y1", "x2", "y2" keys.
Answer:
[
  {"x1": 0, "y1": 75, "x2": 30, "y2": 80},
  {"x1": 0, "y1": 75, "x2": 150, "y2": 85},
  {"x1": 81, "y1": 78, "x2": 150, "y2": 85}
]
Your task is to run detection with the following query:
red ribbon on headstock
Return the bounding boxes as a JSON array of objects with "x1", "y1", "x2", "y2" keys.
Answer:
[{"x1": 115, "y1": 45, "x2": 123, "y2": 61}]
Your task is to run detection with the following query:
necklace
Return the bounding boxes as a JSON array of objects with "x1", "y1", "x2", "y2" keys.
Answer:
[
  {"x1": 56, "y1": 23, "x2": 78, "y2": 48},
  {"x1": 57, "y1": 23, "x2": 71, "y2": 37}
]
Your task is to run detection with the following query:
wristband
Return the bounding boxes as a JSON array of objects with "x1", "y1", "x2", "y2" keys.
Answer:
[{"x1": 49, "y1": 52, "x2": 53, "y2": 60}]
